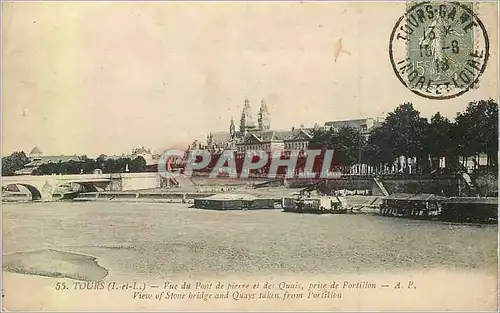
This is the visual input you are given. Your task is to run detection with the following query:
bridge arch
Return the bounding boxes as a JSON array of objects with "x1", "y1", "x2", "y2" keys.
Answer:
[
  {"x1": 4, "y1": 183, "x2": 43, "y2": 200},
  {"x1": 73, "y1": 182, "x2": 101, "y2": 192},
  {"x1": 19, "y1": 184, "x2": 42, "y2": 200}
]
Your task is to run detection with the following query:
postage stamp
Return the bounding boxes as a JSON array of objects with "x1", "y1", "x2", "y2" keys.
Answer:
[{"x1": 389, "y1": 1, "x2": 490, "y2": 100}]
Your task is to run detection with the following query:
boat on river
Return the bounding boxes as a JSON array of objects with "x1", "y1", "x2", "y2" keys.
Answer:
[
  {"x1": 379, "y1": 193, "x2": 498, "y2": 223},
  {"x1": 51, "y1": 183, "x2": 80, "y2": 200},
  {"x1": 281, "y1": 192, "x2": 348, "y2": 214}
]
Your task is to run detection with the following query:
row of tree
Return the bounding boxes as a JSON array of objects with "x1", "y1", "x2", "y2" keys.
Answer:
[
  {"x1": 1, "y1": 153, "x2": 148, "y2": 176},
  {"x1": 34, "y1": 156, "x2": 148, "y2": 175},
  {"x1": 309, "y1": 99, "x2": 498, "y2": 174},
  {"x1": 1, "y1": 151, "x2": 30, "y2": 176}
]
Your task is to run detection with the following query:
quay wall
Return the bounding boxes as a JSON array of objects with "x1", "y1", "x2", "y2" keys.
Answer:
[
  {"x1": 120, "y1": 173, "x2": 162, "y2": 191},
  {"x1": 190, "y1": 177, "x2": 271, "y2": 186},
  {"x1": 286, "y1": 178, "x2": 458, "y2": 196},
  {"x1": 474, "y1": 173, "x2": 498, "y2": 196},
  {"x1": 382, "y1": 179, "x2": 459, "y2": 196},
  {"x1": 76, "y1": 191, "x2": 216, "y2": 203},
  {"x1": 284, "y1": 174, "x2": 497, "y2": 197}
]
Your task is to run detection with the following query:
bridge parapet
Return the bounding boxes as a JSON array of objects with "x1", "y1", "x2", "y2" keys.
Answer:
[{"x1": 2, "y1": 172, "x2": 162, "y2": 200}]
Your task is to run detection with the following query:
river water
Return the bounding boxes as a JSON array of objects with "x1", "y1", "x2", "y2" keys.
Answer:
[
  {"x1": 2, "y1": 201, "x2": 497, "y2": 279},
  {"x1": 2, "y1": 201, "x2": 498, "y2": 311}
]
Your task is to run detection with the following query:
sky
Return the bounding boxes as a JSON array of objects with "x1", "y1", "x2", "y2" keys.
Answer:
[{"x1": 2, "y1": 1, "x2": 498, "y2": 157}]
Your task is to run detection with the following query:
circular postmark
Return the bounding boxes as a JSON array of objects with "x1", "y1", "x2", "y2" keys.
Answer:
[{"x1": 389, "y1": 1, "x2": 489, "y2": 100}]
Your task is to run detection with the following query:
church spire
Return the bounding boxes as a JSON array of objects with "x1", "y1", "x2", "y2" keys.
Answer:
[
  {"x1": 229, "y1": 117, "x2": 236, "y2": 140},
  {"x1": 258, "y1": 99, "x2": 271, "y2": 131},
  {"x1": 240, "y1": 98, "x2": 255, "y2": 135}
]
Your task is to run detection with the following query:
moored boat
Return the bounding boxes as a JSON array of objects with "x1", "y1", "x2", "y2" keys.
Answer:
[
  {"x1": 379, "y1": 193, "x2": 443, "y2": 219},
  {"x1": 51, "y1": 183, "x2": 80, "y2": 200},
  {"x1": 379, "y1": 193, "x2": 498, "y2": 223},
  {"x1": 439, "y1": 197, "x2": 498, "y2": 223},
  {"x1": 281, "y1": 193, "x2": 347, "y2": 214}
]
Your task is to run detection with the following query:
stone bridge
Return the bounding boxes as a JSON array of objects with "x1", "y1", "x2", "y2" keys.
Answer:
[{"x1": 1, "y1": 172, "x2": 164, "y2": 200}]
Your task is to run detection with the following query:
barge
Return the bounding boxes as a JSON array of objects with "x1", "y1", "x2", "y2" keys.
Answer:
[
  {"x1": 379, "y1": 193, "x2": 443, "y2": 219},
  {"x1": 193, "y1": 194, "x2": 278, "y2": 210},
  {"x1": 439, "y1": 197, "x2": 498, "y2": 223},
  {"x1": 281, "y1": 193, "x2": 348, "y2": 214},
  {"x1": 379, "y1": 192, "x2": 498, "y2": 223}
]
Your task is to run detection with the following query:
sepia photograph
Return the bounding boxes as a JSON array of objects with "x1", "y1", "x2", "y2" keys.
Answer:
[{"x1": 1, "y1": 1, "x2": 499, "y2": 311}]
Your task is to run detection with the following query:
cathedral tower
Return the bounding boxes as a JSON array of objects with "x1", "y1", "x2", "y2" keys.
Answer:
[
  {"x1": 240, "y1": 98, "x2": 256, "y2": 136},
  {"x1": 258, "y1": 99, "x2": 271, "y2": 131},
  {"x1": 229, "y1": 118, "x2": 236, "y2": 140}
]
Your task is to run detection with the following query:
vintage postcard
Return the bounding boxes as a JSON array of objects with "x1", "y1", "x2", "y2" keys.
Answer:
[{"x1": 1, "y1": 1, "x2": 498, "y2": 311}]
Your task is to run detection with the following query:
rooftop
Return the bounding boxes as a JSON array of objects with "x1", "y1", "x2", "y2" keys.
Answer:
[
  {"x1": 203, "y1": 194, "x2": 257, "y2": 201},
  {"x1": 29, "y1": 146, "x2": 42, "y2": 156},
  {"x1": 26, "y1": 155, "x2": 83, "y2": 166}
]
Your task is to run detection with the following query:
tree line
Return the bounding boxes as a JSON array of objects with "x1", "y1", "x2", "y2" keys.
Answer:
[
  {"x1": 1, "y1": 153, "x2": 148, "y2": 176},
  {"x1": 309, "y1": 99, "x2": 498, "y2": 175},
  {"x1": 1, "y1": 151, "x2": 30, "y2": 176}
]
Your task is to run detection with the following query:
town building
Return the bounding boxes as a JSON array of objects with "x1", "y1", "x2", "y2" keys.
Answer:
[
  {"x1": 324, "y1": 118, "x2": 383, "y2": 140},
  {"x1": 205, "y1": 98, "x2": 317, "y2": 155},
  {"x1": 131, "y1": 147, "x2": 156, "y2": 167},
  {"x1": 104, "y1": 147, "x2": 158, "y2": 170},
  {"x1": 204, "y1": 98, "x2": 383, "y2": 155}
]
